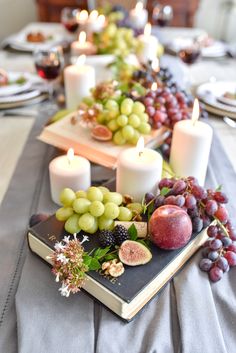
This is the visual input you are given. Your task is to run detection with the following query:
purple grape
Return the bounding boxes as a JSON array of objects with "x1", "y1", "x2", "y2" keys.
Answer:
[
  {"x1": 209, "y1": 239, "x2": 222, "y2": 251},
  {"x1": 191, "y1": 185, "x2": 207, "y2": 200},
  {"x1": 175, "y1": 195, "x2": 185, "y2": 207},
  {"x1": 164, "y1": 196, "x2": 176, "y2": 205},
  {"x1": 145, "y1": 192, "x2": 155, "y2": 204},
  {"x1": 154, "y1": 195, "x2": 165, "y2": 208},
  {"x1": 202, "y1": 247, "x2": 210, "y2": 257},
  {"x1": 205, "y1": 200, "x2": 218, "y2": 216},
  {"x1": 207, "y1": 225, "x2": 218, "y2": 238},
  {"x1": 185, "y1": 194, "x2": 197, "y2": 209},
  {"x1": 199, "y1": 258, "x2": 213, "y2": 272},
  {"x1": 221, "y1": 237, "x2": 232, "y2": 247},
  {"x1": 209, "y1": 267, "x2": 223, "y2": 282},
  {"x1": 213, "y1": 191, "x2": 228, "y2": 204},
  {"x1": 208, "y1": 251, "x2": 219, "y2": 261},
  {"x1": 192, "y1": 217, "x2": 203, "y2": 233},
  {"x1": 172, "y1": 179, "x2": 186, "y2": 195},
  {"x1": 202, "y1": 215, "x2": 211, "y2": 228},
  {"x1": 158, "y1": 178, "x2": 174, "y2": 189},
  {"x1": 224, "y1": 251, "x2": 236, "y2": 266},
  {"x1": 216, "y1": 257, "x2": 228, "y2": 272},
  {"x1": 187, "y1": 207, "x2": 199, "y2": 218},
  {"x1": 228, "y1": 242, "x2": 236, "y2": 253}
]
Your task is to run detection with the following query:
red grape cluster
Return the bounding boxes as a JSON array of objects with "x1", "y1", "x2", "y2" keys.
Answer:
[
  {"x1": 200, "y1": 224, "x2": 236, "y2": 282},
  {"x1": 145, "y1": 176, "x2": 236, "y2": 282}
]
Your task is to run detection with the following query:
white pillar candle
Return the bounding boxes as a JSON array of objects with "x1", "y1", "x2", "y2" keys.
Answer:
[
  {"x1": 137, "y1": 23, "x2": 159, "y2": 64},
  {"x1": 64, "y1": 55, "x2": 96, "y2": 110},
  {"x1": 49, "y1": 148, "x2": 91, "y2": 205},
  {"x1": 170, "y1": 99, "x2": 213, "y2": 186},
  {"x1": 129, "y1": 2, "x2": 148, "y2": 29},
  {"x1": 116, "y1": 137, "x2": 163, "y2": 202},
  {"x1": 71, "y1": 31, "x2": 97, "y2": 56}
]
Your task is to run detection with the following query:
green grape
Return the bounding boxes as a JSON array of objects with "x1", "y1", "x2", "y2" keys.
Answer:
[
  {"x1": 117, "y1": 114, "x2": 128, "y2": 127},
  {"x1": 104, "y1": 202, "x2": 120, "y2": 219},
  {"x1": 56, "y1": 207, "x2": 74, "y2": 221},
  {"x1": 75, "y1": 190, "x2": 87, "y2": 198},
  {"x1": 87, "y1": 186, "x2": 103, "y2": 202},
  {"x1": 79, "y1": 213, "x2": 96, "y2": 232},
  {"x1": 65, "y1": 214, "x2": 81, "y2": 234},
  {"x1": 59, "y1": 188, "x2": 76, "y2": 206},
  {"x1": 103, "y1": 192, "x2": 123, "y2": 205},
  {"x1": 89, "y1": 201, "x2": 105, "y2": 217},
  {"x1": 97, "y1": 111, "x2": 106, "y2": 124},
  {"x1": 130, "y1": 129, "x2": 140, "y2": 145},
  {"x1": 132, "y1": 101, "x2": 145, "y2": 115},
  {"x1": 73, "y1": 198, "x2": 91, "y2": 214},
  {"x1": 98, "y1": 186, "x2": 110, "y2": 195},
  {"x1": 107, "y1": 119, "x2": 119, "y2": 132},
  {"x1": 120, "y1": 98, "x2": 134, "y2": 116},
  {"x1": 139, "y1": 112, "x2": 149, "y2": 122},
  {"x1": 118, "y1": 207, "x2": 133, "y2": 221},
  {"x1": 138, "y1": 122, "x2": 151, "y2": 134},
  {"x1": 113, "y1": 130, "x2": 126, "y2": 145},
  {"x1": 128, "y1": 114, "x2": 141, "y2": 128},
  {"x1": 105, "y1": 99, "x2": 119, "y2": 112},
  {"x1": 122, "y1": 125, "x2": 134, "y2": 140},
  {"x1": 127, "y1": 202, "x2": 143, "y2": 215},
  {"x1": 86, "y1": 217, "x2": 98, "y2": 234},
  {"x1": 105, "y1": 23, "x2": 117, "y2": 37},
  {"x1": 98, "y1": 215, "x2": 114, "y2": 231}
]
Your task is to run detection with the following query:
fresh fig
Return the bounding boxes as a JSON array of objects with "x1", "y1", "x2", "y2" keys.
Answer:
[
  {"x1": 91, "y1": 125, "x2": 112, "y2": 141},
  {"x1": 118, "y1": 240, "x2": 152, "y2": 266}
]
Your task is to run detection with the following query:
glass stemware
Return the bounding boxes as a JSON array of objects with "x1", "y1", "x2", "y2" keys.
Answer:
[
  {"x1": 152, "y1": 4, "x2": 173, "y2": 27},
  {"x1": 178, "y1": 41, "x2": 201, "y2": 90},
  {"x1": 61, "y1": 7, "x2": 79, "y2": 33},
  {"x1": 34, "y1": 46, "x2": 64, "y2": 104}
]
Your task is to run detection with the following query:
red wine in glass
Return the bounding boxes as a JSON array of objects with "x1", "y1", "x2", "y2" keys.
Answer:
[
  {"x1": 35, "y1": 61, "x2": 61, "y2": 80},
  {"x1": 63, "y1": 20, "x2": 78, "y2": 33},
  {"x1": 156, "y1": 18, "x2": 169, "y2": 27},
  {"x1": 179, "y1": 48, "x2": 201, "y2": 65},
  {"x1": 61, "y1": 7, "x2": 79, "y2": 33}
]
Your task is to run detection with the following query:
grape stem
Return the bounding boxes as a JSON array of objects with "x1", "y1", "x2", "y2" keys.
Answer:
[{"x1": 214, "y1": 217, "x2": 229, "y2": 237}]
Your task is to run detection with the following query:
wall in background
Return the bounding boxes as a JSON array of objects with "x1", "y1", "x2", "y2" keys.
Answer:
[{"x1": 0, "y1": 0, "x2": 37, "y2": 42}]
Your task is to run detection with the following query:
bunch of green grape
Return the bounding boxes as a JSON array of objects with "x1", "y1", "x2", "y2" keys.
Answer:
[
  {"x1": 94, "y1": 23, "x2": 140, "y2": 57},
  {"x1": 97, "y1": 97, "x2": 151, "y2": 145},
  {"x1": 56, "y1": 186, "x2": 143, "y2": 235}
]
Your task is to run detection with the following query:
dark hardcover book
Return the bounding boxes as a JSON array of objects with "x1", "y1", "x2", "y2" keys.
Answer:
[{"x1": 28, "y1": 216, "x2": 208, "y2": 321}]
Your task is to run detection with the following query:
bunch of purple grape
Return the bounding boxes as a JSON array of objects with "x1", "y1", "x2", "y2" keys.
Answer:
[
  {"x1": 200, "y1": 224, "x2": 236, "y2": 281},
  {"x1": 145, "y1": 176, "x2": 236, "y2": 281}
]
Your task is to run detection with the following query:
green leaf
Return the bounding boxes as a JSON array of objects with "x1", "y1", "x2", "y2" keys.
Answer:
[
  {"x1": 128, "y1": 224, "x2": 138, "y2": 240},
  {"x1": 83, "y1": 254, "x2": 92, "y2": 267},
  {"x1": 104, "y1": 253, "x2": 118, "y2": 261},
  {"x1": 88, "y1": 258, "x2": 101, "y2": 271},
  {"x1": 160, "y1": 187, "x2": 171, "y2": 196},
  {"x1": 147, "y1": 202, "x2": 155, "y2": 222},
  {"x1": 137, "y1": 239, "x2": 151, "y2": 250},
  {"x1": 93, "y1": 247, "x2": 111, "y2": 259},
  {"x1": 215, "y1": 185, "x2": 222, "y2": 191}
]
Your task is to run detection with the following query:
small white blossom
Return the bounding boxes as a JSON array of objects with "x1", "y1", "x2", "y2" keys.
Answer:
[
  {"x1": 62, "y1": 236, "x2": 70, "y2": 243},
  {"x1": 55, "y1": 273, "x2": 60, "y2": 282},
  {"x1": 80, "y1": 235, "x2": 89, "y2": 244},
  {"x1": 54, "y1": 242, "x2": 65, "y2": 251},
  {"x1": 59, "y1": 283, "x2": 70, "y2": 297},
  {"x1": 73, "y1": 233, "x2": 77, "y2": 240},
  {"x1": 57, "y1": 253, "x2": 69, "y2": 265}
]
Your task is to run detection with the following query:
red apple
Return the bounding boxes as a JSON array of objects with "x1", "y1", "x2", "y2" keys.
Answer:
[{"x1": 149, "y1": 205, "x2": 192, "y2": 250}]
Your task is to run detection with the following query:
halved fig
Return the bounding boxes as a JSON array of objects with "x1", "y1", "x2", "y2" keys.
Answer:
[
  {"x1": 118, "y1": 240, "x2": 152, "y2": 266},
  {"x1": 91, "y1": 125, "x2": 112, "y2": 141}
]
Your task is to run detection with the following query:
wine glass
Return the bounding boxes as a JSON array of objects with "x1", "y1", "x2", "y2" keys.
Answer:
[
  {"x1": 61, "y1": 7, "x2": 79, "y2": 33},
  {"x1": 178, "y1": 41, "x2": 201, "y2": 90},
  {"x1": 152, "y1": 4, "x2": 173, "y2": 27},
  {"x1": 34, "y1": 46, "x2": 64, "y2": 103}
]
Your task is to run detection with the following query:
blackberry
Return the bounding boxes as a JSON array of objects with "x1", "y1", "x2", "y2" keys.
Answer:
[
  {"x1": 98, "y1": 230, "x2": 116, "y2": 248},
  {"x1": 114, "y1": 225, "x2": 129, "y2": 246}
]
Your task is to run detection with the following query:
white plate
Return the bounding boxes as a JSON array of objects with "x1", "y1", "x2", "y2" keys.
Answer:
[
  {"x1": 197, "y1": 81, "x2": 236, "y2": 118},
  {"x1": 6, "y1": 22, "x2": 73, "y2": 52},
  {"x1": 0, "y1": 72, "x2": 31, "y2": 97}
]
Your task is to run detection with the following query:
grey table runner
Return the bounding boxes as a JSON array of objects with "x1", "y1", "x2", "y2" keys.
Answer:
[{"x1": 0, "y1": 114, "x2": 236, "y2": 352}]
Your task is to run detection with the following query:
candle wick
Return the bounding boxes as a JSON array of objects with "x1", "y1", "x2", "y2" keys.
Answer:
[{"x1": 139, "y1": 151, "x2": 143, "y2": 157}]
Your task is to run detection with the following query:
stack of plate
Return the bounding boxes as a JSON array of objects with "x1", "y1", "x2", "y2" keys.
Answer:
[
  {"x1": 0, "y1": 72, "x2": 48, "y2": 109},
  {"x1": 197, "y1": 81, "x2": 236, "y2": 119}
]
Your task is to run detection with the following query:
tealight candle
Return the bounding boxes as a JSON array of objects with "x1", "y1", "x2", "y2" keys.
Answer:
[
  {"x1": 71, "y1": 31, "x2": 97, "y2": 56},
  {"x1": 116, "y1": 137, "x2": 163, "y2": 202},
  {"x1": 64, "y1": 54, "x2": 96, "y2": 110},
  {"x1": 129, "y1": 2, "x2": 148, "y2": 29},
  {"x1": 137, "y1": 23, "x2": 159, "y2": 63},
  {"x1": 170, "y1": 99, "x2": 213, "y2": 185},
  {"x1": 49, "y1": 148, "x2": 91, "y2": 205}
]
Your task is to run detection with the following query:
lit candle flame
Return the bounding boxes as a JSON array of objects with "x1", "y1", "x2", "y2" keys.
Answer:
[
  {"x1": 136, "y1": 136, "x2": 145, "y2": 157},
  {"x1": 79, "y1": 10, "x2": 88, "y2": 21},
  {"x1": 76, "y1": 54, "x2": 86, "y2": 66},
  {"x1": 135, "y1": 1, "x2": 143, "y2": 11},
  {"x1": 151, "y1": 58, "x2": 159, "y2": 72},
  {"x1": 144, "y1": 23, "x2": 152, "y2": 37},
  {"x1": 67, "y1": 148, "x2": 74, "y2": 164},
  {"x1": 151, "y1": 82, "x2": 157, "y2": 91},
  {"x1": 89, "y1": 9, "x2": 98, "y2": 20},
  {"x1": 191, "y1": 98, "x2": 200, "y2": 126},
  {"x1": 97, "y1": 14, "x2": 105, "y2": 24},
  {"x1": 79, "y1": 31, "x2": 86, "y2": 44}
]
